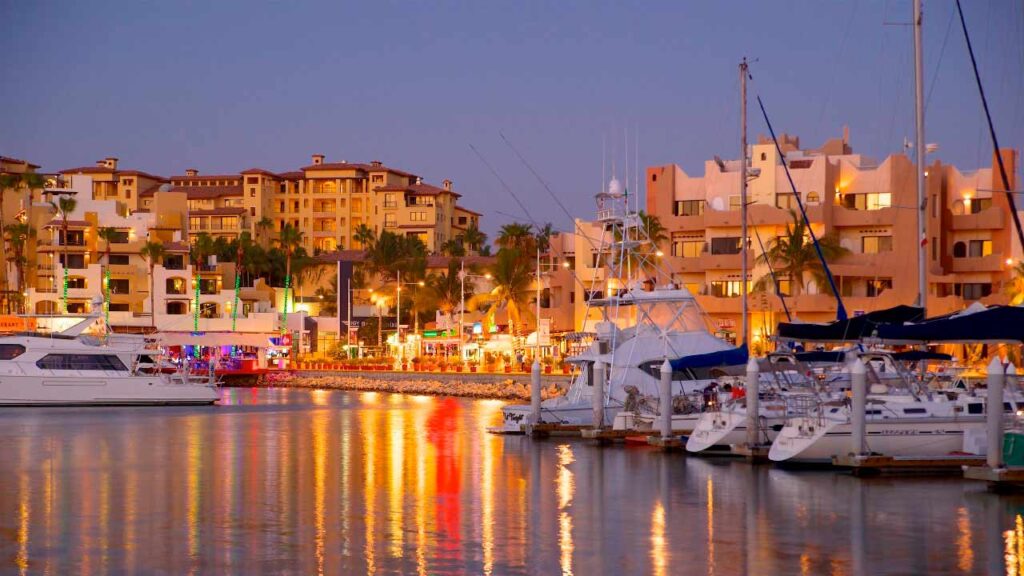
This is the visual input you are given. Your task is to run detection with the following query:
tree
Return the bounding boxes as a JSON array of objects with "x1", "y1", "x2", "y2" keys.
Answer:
[
  {"x1": 50, "y1": 195, "x2": 77, "y2": 313},
  {"x1": 496, "y1": 222, "x2": 536, "y2": 252},
  {"x1": 255, "y1": 217, "x2": 274, "y2": 248},
  {"x1": 534, "y1": 222, "x2": 555, "y2": 254},
  {"x1": 755, "y1": 211, "x2": 848, "y2": 296},
  {"x1": 97, "y1": 227, "x2": 119, "y2": 324},
  {"x1": 440, "y1": 238, "x2": 466, "y2": 257},
  {"x1": 275, "y1": 223, "x2": 305, "y2": 329},
  {"x1": 422, "y1": 260, "x2": 471, "y2": 315},
  {"x1": 191, "y1": 233, "x2": 217, "y2": 328},
  {"x1": 314, "y1": 274, "x2": 338, "y2": 316},
  {"x1": 472, "y1": 248, "x2": 534, "y2": 341},
  {"x1": 0, "y1": 173, "x2": 44, "y2": 294},
  {"x1": 462, "y1": 221, "x2": 488, "y2": 255},
  {"x1": 1006, "y1": 262, "x2": 1024, "y2": 306},
  {"x1": 139, "y1": 240, "x2": 165, "y2": 328},
  {"x1": 353, "y1": 223, "x2": 376, "y2": 250},
  {"x1": 4, "y1": 222, "x2": 34, "y2": 313}
]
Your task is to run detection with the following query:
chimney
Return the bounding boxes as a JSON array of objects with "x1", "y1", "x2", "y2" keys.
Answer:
[
  {"x1": 443, "y1": 179, "x2": 452, "y2": 191},
  {"x1": 416, "y1": 177, "x2": 423, "y2": 185},
  {"x1": 105, "y1": 157, "x2": 118, "y2": 170},
  {"x1": 371, "y1": 160, "x2": 382, "y2": 168},
  {"x1": 311, "y1": 154, "x2": 325, "y2": 166},
  {"x1": 185, "y1": 168, "x2": 199, "y2": 177}
]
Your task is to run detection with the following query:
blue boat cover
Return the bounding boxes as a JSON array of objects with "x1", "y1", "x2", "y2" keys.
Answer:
[
  {"x1": 793, "y1": 351, "x2": 846, "y2": 363},
  {"x1": 876, "y1": 305, "x2": 1024, "y2": 344},
  {"x1": 889, "y1": 350, "x2": 953, "y2": 362},
  {"x1": 670, "y1": 344, "x2": 749, "y2": 371},
  {"x1": 776, "y1": 305, "x2": 924, "y2": 342}
]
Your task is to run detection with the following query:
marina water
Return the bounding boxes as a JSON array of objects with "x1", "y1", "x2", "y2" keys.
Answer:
[{"x1": 1, "y1": 387, "x2": 1021, "y2": 575}]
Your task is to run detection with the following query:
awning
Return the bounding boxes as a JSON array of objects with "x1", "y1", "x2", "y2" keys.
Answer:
[
  {"x1": 889, "y1": 350, "x2": 953, "y2": 362},
  {"x1": 155, "y1": 331, "x2": 276, "y2": 347},
  {"x1": 793, "y1": 351, "x2": 846, "y2": 363},
  {"x1": 776, "y1": 305, "x2": 925, "y2": 342},
  {"x1": 670, "y1": 344, "x2": 749, "y2": 371},
  {"x1": 875, "y1": 305, "x2": 1024, "y2": 344}
]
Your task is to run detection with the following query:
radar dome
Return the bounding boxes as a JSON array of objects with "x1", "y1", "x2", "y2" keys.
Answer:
[
  {"x1": 608, "y1": 177, "x2": 623, "y2": 196},
  {"x1": 158, "y1": 183, "x2": 172, "y2": 192}
]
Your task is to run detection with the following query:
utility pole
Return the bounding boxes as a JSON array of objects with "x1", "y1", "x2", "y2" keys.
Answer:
[
  {"x1": 740, "y1": 57, "x2": 750, "y2": 348},
  {"x1": 914, "y1": 0, "x2": 927, "y2": 314}
]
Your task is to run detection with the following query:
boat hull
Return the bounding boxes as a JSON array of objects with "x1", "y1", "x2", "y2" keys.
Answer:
[
  {"x1": 499, "y1": 403, "x2": 620, "y2": 432},
  {"x1": 0, "y1": 375, "x2": 219, "y2": 406}
]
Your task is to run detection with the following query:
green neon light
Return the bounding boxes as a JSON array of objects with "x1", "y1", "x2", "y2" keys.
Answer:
[
  {"x1": 281, "y1": 274, "x2": 290, "y2": 334},
  {"x1": 61, "y1": 268, "x2": 68, "y2": 314},
  {"x1": 104, "y1": 266, "x2": 110, "y2": 329},
  {"x1": 193, "y1": 271, "x2": 201, "y2": 359}
]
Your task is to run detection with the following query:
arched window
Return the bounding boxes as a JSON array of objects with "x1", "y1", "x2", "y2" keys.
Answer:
[
  {"x1": 67, "y1": 276, "x2": 87, "y2": 289},
  {"x1": 200, "y1": 302, "x2": 218, "y2": 319},
  {"x1": 166, "y1": 277, "x2": 187, "y2": 295},
  {"x1": 35, "y1": 300, "x2": 57, "y2": 314},
  {"x1": 166, "y1": 301, "x2": 188, "y2": 315},
  {"x1": 952, "y1": 241, "x2": 967, "y2": 258},
  {"x1": 806, "y1": 191, "x2": 820, "y2": 204},
  {"x1": 952, "y1": 200, "x2": 965, "y2": 215}
]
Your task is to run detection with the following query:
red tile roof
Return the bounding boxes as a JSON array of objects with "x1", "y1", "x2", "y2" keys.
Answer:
[
  {"x1": 60, "y1": 166, "x2": 117, "y2": 174},
  {"x1": 44, "y1": 219, "x2": 90, "y2": 228},
  {"x1": 301, "y1": 162, "x2": 418, "y2": 179},
  {"x1": 1, "y1": 156, "x2": 41, "y2": 169},
  {"x1": 117, "y1": 170, "x2": 166, "y2": 181},
  {"x1": 316, "y1": 249, "x2": 368, "y2": 263},
  {"x1": 278, "y1": 171, "x2": 303, "y2": 180},
  {"x1": 455, "y1": 206, "x2": 482, "y2": 216},
  {"x1": 375, "y1": 183, "x2": 461, "y2": 198},
  {"x1": 141, "y1": 185, "x2": 242, "y2": 199},
  {"x1": 170, "y1": 174, "x2": 241, "y2": 181},
  {"x1": 240, "y1": 168, "x2": 280, "y2": 177},
  {"x1": 162, "y1": 241, "x2": 191, "y2": 252}
]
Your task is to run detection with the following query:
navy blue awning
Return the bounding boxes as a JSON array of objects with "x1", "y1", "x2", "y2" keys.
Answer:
[
  {"x1": 889, "y1": 350, "x2": 953, "y2": 362},
  {"x1": 669, "y1": 344, "x2": 749, "y2": 371},
  {"x1": 793, "y1": 351, "x2": 846, "y2": 363},
  {"x1": 776, "y1": 305, "x2": 925, "y2": 342},
  {"x1": 875, "y1": 306, "x2": 1024, "y2": 344}
]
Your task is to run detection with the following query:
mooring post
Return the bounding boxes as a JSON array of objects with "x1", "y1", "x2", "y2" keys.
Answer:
[
  {"x1": 592, "y1": 361, "x2": 606, "y2": 429},
  {"x1": 851, "y1": 358, "x2": 867, "y2": 456},
  {"x1": 660, "y1": 358, "x2": 672, "y2": 439},
  {"x1": 745, "y1": 356, "x2": 760, "y2": 447},
  {"x1": 530, "y1": 359, "x2": 542, "y2": 425},
  {"x1": 987, "y1": 356, "x2": 1005, "y2": 470}
]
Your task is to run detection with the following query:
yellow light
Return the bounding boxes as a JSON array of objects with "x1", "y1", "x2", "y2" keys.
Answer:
[
  {"x1": 562, "y1": 261, "x2": 570, "y2": 269},
  {"x1": 655, "y1": 250, "x2": 664, "y2": 257},
  {"x1": 418, "y1": 281, "x2": 424, "y2": 287},
  {"x1": 484, "y1": 273, "x2": 492, "y2": 280},
  {"x1": 1007, "y1": 259, "x2": 1014, "y2": 266}
]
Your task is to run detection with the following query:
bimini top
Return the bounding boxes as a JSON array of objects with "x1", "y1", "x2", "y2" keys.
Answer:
[
  {"x1": 776, "y1": 305, "x2": 924, "y2": 343},
  {"x1": 670, "y1": 344, "x2": 748, "y2": 371},
  {"x1": 589, "y1": 286, "x2": 696, "y2": 307},
  {"x1": 875, "y1": 305, "x2": 1024, "y2": 344}
]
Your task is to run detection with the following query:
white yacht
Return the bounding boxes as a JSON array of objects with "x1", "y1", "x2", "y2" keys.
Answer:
[{"x1": 0, "y1": 309, "x2": 218, "y2": 406}]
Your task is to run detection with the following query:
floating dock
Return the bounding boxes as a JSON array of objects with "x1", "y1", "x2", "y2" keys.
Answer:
[
  {"x1": 832, "y1": 454, "x2": 986, "y2": 475},
  {"x1": 964, "y1": 466, "x2": 1024, "y2": 490}
]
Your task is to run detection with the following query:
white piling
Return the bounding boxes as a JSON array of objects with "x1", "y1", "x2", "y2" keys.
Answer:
[
  {"x1": 850, "y1": 358, "x2": 867, "y2": 456},
  {"x1": 660, "y1": 359, "x2": 673, "y2": 439},
  {"x1": 745, "y1": 356, "x2": 760, "y2": 447},
  {"x1": 530, "y1": 359, "x2": 542, "y2": 425},
  {"x1": 987, "y1": 356, "x2": 1005, "y2": 470},
  {"x1": 592, "y1": 361, "x2": 606, "y2": 429}
]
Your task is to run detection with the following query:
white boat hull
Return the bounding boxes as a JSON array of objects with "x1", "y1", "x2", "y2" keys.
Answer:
[
  {"x1": 768, "y1": 416, "x2": 984, "y2": 463},
  {"x1": 499, "y1": 402, "x2": 620, "y2": 433},
  {"x1": 0, "y1": 374, "x2": 219, "y2": 406}
]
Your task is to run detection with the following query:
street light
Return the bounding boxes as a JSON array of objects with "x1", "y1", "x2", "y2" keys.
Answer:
[
  {"x1": 395, "y1": 270, "x2": 425, "y2": 365},
  {"x1": 458, "y1": 261, "x2": 491, "y2": 367}
]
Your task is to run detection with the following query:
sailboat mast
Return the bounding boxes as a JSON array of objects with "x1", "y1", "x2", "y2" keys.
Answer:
[
  {"x1": 914, "y1": 0, "x2": 927, "y2": 314},
  {"x1": 740, "y1": 57, "x2": 750, "y2": 348}
]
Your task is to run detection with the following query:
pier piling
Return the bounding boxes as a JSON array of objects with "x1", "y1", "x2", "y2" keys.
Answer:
[
  {"x1": 592, "y1": 361, "x2": 606, "y2": 429},
  {"x1": 851, "y1": 358, "x2": 867, "y2": 456},
  {"x1": 530, "y1": 359, "x2": 542, "y2": 425},
  {"x1": 659, "y1": 358, "x2": 672, "y2": 439},
  {"x1": 745, "y1": 356, "x2": 760, "y2": 448},
  {"x1": 987, "y1": 356, "x2": 1005, "y2": 470}
]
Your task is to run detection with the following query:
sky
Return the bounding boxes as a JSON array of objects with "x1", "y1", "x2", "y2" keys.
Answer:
[{"x1": 2, "y1": 0, "x2": 1022, "y2": 238}]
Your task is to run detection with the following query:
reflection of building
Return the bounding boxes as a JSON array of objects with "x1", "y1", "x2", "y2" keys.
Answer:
[{"x1": 645, "y1": 130, "x2": 1020, "y2": 343}]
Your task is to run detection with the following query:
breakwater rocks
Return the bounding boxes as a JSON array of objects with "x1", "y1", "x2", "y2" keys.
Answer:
[{"x1": 262, "y1": 371, "x2": 569, "y2": 401}]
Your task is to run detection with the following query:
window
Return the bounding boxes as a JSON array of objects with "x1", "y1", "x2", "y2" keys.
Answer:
[
  {"x1": 383, "y1": 194, "x2": 397, "y2": 208},
  {"x1": 652, "y1": 174, "x2": 658, "y2": 182},
  {"x1": 410, "y1": 211, "x2": 427, "y2": 222},
  {"x1": 962, "y1": 283, "x2": 992, "y2": 300},
  {"x1": 729, "y1": 196, "x2": 742, "y2": 211},
  {"x1": 67, "y1": 302, "x2": 88, "y2": 314},
  {"x1": 952, "y1": 241, "x2": 966, "y2": 258},
  {"x1": 166, "y1": 278, "x2": 187, "y2": 294},
  {"x1": 108, "y1": 302, "x2": 130, "y2": 312},
  {"x1": 166, "y1": 301, "x2": 188, "y2": 315},
  {"x1": 710, "y1": 237, "x2": 741, "y2": 255},
  {"x1": 200, "y1": 302, "x2": 218, "y2": 318},
  {"x1": 867, "y1": 278, "x2": 893, "y2": 297},
  {"x1": 806, "y1": 191, "x2": 820, "y2": 204},
  {"x1": 0, "y1": 344, "x2": 26, "y2": 360},
  {"x1": 250, "y1": 207, "x2": 256, "y2": 217},
  {"x1": 67, "y1": 276, "x2": 87, "y2": 289},
  {"x1": 250, "y1": 189, "x2": 256, "y2": 197},
  {"x1": 279, "y1": 201, "x2": 285, "y2": 212},
  {"x1": 673, "y1": 200, "x2": 705, "y2": 217},
  {"x1": 108, "y1": 279, "x2": 130, "y2": 294},
  {"x1": 709, "y1": 281, "x2": 749, "y2": 298},
  {"x1": 841, "y1": 192, "x2": 892, "y2": 211},
  {"x1": 671, "y1": 239, "x2": 704, "y2": 258},
  {"x1": 775, "y1": 193, "x2": 798, "y2": 210},
  {"x1": 968, "y1": 239, "x2": 992, "y2": 258},
  {"x1": 384, "y1": 214, "x2": 397, "y2": 228},
  {"x1": 774, "y1": 279, "x2": 792, "y2": 297},
  {"x1": 164, "y1": 255, "x2": 185, "y2": 270},
  {"x1": 59, "y1": 254, "x2": 86, "y2": 269},
  {"x1": 760, "y1": 153, "x2": 767, "y2": 161},
  {"x1": 569, "y1": 291, "x2": 575, "y2": 304},
  {"x1": 965, "y1": 198, "x2": 993, "y2": 214},
  {"x1": 861, "y1": 236, "x2": 893, "y2": 254},
  {"x1": 36, "y1": 354, "x2": 127, "y2": 371},
  {"x1": 932, "y1": 238, "x2": 938, "y2": 260},
  {"x1": 109, "y1": 254, "x2": 130, "y2": 265},
  {"x1": 58, "y1": 230, "x2": 85, "y2": 246},
  {"x1": 199, "y1": 278, "x2": 218, "y2": 295},
  {"x1": 246, "y1": 176, "x2": 259, "y2": 184},
  {"x1": 106, "y1": 230, "x2": 129, "y2": 243}
]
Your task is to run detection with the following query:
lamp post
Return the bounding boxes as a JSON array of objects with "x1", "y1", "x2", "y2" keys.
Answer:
[
  {"x1": 394, "y1": 270, "x2": 425, "y2": 365},
  {"x1": 457, "y1": 261, "x2": 491, "y2": 368}
]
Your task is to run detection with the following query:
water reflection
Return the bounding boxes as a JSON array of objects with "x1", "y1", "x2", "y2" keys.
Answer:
[{"x1": 1, "y1": 388, "x2": 1024, "y2": 574}]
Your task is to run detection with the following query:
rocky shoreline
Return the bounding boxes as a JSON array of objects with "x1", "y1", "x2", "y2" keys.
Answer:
[{"x1": 249, "y1": 371, "x2": 569, "y2": 401}]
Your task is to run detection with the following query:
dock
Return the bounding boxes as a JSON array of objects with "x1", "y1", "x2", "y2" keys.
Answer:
[
  {"x1": 832, "y1": 454, "x2": 986, "y2": 475},
  {"x1": 964, "y1": 466, "x2": 1024, "y2": 490},
  {"x1": 580, "y1": 428, "x2": 634, "y2": 444},
  {"x1": 731, "y1": 444, "x2": 771, "y2": 463},
  {"x1": 523, "y1": 423, "x2": 588, "y2": 438},
  {"x1": 646, "y1": 436, "x2": 684, "y2": 451}
]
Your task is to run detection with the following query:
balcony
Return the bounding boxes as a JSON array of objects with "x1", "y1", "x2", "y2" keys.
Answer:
[
  {"x1": 699, "y1": 252, "x2": 755, "y2": 270},
  {"x1": 949, "y1": 254, "x2": 1007, "y2": 274},
  {"x1": 950, "y1": 206, "x2": 1005, "y2": 231},
  {"x1": 832, "y1": 205, "x2": 897, "y2": 228}
]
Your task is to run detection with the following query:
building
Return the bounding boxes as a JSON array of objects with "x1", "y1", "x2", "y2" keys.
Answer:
[{"x1": 645, "y1": 130, "x2": 1020, "y2": 347}]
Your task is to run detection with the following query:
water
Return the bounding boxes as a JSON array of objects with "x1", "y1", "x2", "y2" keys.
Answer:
[{"x1": 1, "y1": 387, "x2": 1023, "y2": 575}]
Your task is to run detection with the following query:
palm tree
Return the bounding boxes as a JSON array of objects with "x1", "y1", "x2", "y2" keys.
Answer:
[
  {"x1": 422, "y1": 260, "x2": 470, "y2": 316},
  {"x1": 50, "y1": 195, "x2": 77, "y2": 313},
  {"x1": 275, "y1": 223, "x2": 305, "y2": 330},
  {"x1": 0, "y1": 173, "x2": 42, "y2": 294},
  {"x1": 472, "y1": 248, "x2": 534, "y2": 342},
  {"x1": 97, "y1": 227, "x2": 119, "y2": 324},
  {"x1": 191, "y1": 233, "x2": 217, "y2": 329},
  {"x1": 139, "y1": 240, "x2": 165, "y2": 329},
  {"x1": 638, "y1": 211, "x2": 668, "y2": 250},
  {"x1": 255, "y1": 217, "x2": 274, "y2": 248},
  {"x1": 496, "y1": 222, "x2": 536, "y2": 252},
  {"x1": 314, "y1": 274, "x2": 338, "y2": 316},
  {"x1": 755, "y1": 212, "x2": 848, "y2": 296},
  {"x1": 462, "y1": 221, "x2": 487, "y2": 255},
  {"x1": 353, "y1": 223, "x2": 376, "y2": 250},
  {"x1": 440, "y1": 238, "x2": 466, "y2": 257},
  {"x1": 4, "y1": 222, "x2": 34, "y2": 313}
]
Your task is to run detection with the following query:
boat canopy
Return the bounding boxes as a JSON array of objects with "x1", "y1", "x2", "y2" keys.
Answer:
[
  {"x1": 889, "y1": 350, "x2": 953, "y2": 362},
  {"x1": 875, "y1": 305, "x2": 1024, "y2": 344},
  {"x1": 776, "y1": 305, "x2": 924, "y2": 342},
  {"x1": 669, "y1": 344, "x2": 748, "y2": 371},
  {"x1": 793, "y1": 351, "x2": 846, "y2": 363},
  {"x1": 156, "y1": 332, "x2": 276, "y2": 348}
]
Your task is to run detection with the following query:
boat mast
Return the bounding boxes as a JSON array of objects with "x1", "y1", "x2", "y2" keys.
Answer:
[
  {"x1": 740, "y1": 57, "x2": 750, "y2": 348},
  {"x1": 914, "y1": 0, "x2": 927, "y2": 315}
]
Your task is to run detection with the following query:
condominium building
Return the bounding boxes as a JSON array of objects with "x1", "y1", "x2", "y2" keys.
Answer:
[{"x1": 644, "y1": 130, "x2": 1020, "y2": 346}]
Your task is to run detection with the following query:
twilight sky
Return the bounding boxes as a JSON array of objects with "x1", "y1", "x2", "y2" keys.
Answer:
[{"x1": 2, "y1": 1, "x2": 1022, "y2": 237}]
